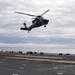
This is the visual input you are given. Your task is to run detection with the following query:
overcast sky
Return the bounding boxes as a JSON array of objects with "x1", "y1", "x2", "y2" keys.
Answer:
[{"x1": 0, "y1": 0, "x2": 75, "y2": 53}]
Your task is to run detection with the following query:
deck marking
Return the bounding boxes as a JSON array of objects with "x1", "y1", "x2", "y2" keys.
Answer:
[{"x1": 1, "y1": 56, "x2": 75, "y2": 64}]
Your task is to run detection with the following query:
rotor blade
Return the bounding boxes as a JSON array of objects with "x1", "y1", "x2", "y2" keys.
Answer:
[
  {"x1": 15, "y1": 12, "x2": 36, "y2": 17},
  {"x1": 41, "y1": 9, "x2": 50, "y2": 16}
]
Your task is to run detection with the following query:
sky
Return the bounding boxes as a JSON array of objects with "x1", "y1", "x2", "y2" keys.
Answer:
[{"x1": 0, "y1": 0, "x2": 75, "y2": 53}]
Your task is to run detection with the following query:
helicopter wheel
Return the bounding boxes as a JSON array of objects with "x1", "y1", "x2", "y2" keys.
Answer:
[{"x1": 44, "y1": 25, "x2": 46, "y2": 27}]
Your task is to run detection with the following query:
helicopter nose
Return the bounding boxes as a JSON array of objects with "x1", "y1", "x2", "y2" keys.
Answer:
[
  {"x1": 44, "y1": 19, "x2": 49, "y2": 24},
  {"x1": 47, "y1": 19, "x2": 49, "y2": 22}
]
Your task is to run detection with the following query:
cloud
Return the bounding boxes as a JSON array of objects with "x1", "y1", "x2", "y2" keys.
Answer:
[
  {"x1": 0, "y1": 0, "x2": 75, "y2": 53},
  {"x1": 0, "y1": 43, "x2": 73, "y2": 50}
]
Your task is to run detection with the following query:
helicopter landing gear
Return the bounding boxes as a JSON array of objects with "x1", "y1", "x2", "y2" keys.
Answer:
[{"x1": 44, "y1": 25, "x2": 46, "y2": 27}]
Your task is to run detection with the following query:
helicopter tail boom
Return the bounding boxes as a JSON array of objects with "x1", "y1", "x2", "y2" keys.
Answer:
[
  {"x1": 20, "y1": 28, "x2": 28, "y2": 30},
  {"x1": 20, "y1": 27, "x2": 31, "y2": 33}
]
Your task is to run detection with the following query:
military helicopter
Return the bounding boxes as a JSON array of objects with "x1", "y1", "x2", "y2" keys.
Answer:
[{"x1": 15, "y1": 9, "x2": 49, "y2": 33}]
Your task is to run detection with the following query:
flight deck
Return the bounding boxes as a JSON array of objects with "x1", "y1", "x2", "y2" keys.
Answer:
[{"x1": 0, "y1": 52, "x2": 75, "y2": 75}]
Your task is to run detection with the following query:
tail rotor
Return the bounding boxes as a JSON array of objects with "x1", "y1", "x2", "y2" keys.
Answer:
[{"x1": 23, "y1": 21, "x2": 27, "y2": 28}]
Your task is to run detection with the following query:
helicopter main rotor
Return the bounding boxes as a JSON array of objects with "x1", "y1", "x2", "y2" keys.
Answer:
[
  {"x1": 40, "y1": 9, "x2": 50, "y2": 16},
  {"x1": 15, "y1": 11, "x2": 36, "y2": 17},
  {"x1": 15, "y1": 9, "x2": 50, "y2": 18}
]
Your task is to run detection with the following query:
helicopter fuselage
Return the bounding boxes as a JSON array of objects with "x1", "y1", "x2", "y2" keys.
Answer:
[
  {"x1": 16, "y1": 9, "x2": 50, "y2": 33},
  {"x1": 21, "y1": 18, "x2": 49, "y2": 32},
  {"x1": 31, "y1": 17, "x2": 49, "y2": 26}
]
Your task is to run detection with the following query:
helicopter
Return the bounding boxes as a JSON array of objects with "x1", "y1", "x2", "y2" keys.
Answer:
[{"x1": 15, "y1": 9, "x2": 50, "y2": 33}]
